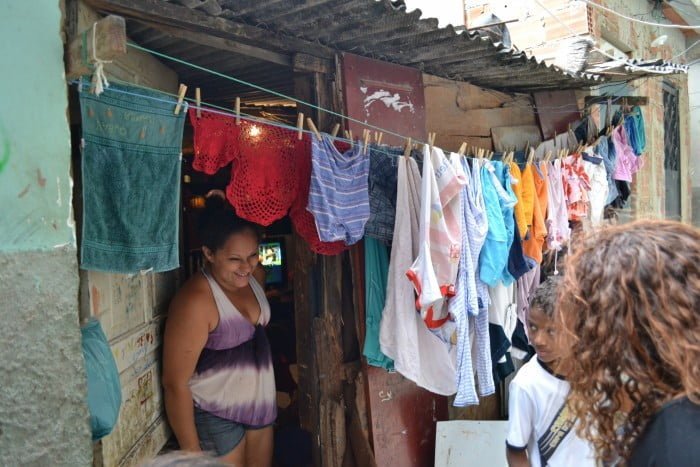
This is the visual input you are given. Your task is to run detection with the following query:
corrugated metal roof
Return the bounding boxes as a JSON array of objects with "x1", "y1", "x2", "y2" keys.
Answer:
[{"x1": 97, "y1": 0, "x2": 687, "y2": 98}]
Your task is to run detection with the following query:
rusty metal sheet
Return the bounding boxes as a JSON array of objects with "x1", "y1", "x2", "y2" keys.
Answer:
[
  {"x1": 341, "y1": 52, "x2": 427, "y2": 146},
  {"x1": 533, "y1": 90, "x2": 581, "y2": 140},
  {"x1": 365, "y1": 367, "x2": 448, "y2": 467}
]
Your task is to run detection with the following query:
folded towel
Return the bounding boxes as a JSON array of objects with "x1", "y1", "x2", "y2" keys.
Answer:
[{"x1": 79, "y1": 82, "x2": 186, "y2": 273}]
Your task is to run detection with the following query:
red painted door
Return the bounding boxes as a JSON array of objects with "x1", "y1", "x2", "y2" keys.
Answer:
[{"x1": 341, "y1": 53, "x2": 446, "y2": 467}]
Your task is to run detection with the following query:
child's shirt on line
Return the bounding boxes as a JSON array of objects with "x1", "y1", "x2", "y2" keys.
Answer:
[{"x1": 506, "y1": 358, "x2": 597, "y2": 467}]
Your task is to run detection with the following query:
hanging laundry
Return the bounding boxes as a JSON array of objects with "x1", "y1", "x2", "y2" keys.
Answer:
[
  {"x1": 509, "y1": 162, "x2": 529, "y2": 240},
  {"x1": 479, "y1": 161, "x2": 516, "y2": 287},
  {"x1": 522, "y1": 162, "x2": 549, "y2": 264},
  {"x1": 581, "y1": 151, "x2": 608, "y2": 226},
  {"x1": 79, "y1": 82, "x2": 186, "y2": 273},
  {"x1": 595, "y1": 136, "x2": 619, "y2": 206},
  {"x1": 499, "y1": 163, "x2": 519, "y2": 285},
  {"x1": 363, "y1": 237, "x2": 394, "y2": 370},
  {"x1": 289, "y1": 137, "x2": 349, "y2": 256},
  {"x1": 612, "y1": 124, "x2": 643, "y2": 183},
  {"x1": 507, "y1": 213, "x2": 533, "y2": 281},
  {"x1": 546, "y1": 159, "x2": 570, "y2": 251},
  {"x1": 189, "y1": 111, "x2": 300, "y2": 226},
  {"x1": 407, "y1": 146, "x2": 466, "y2": 329},
  {"x1": 562, "y1": 154, "x2": 591, "y2": 222},
  {"x1": 365, "y1": 146, "x2": 403, "y2": 244},
  {"x1": 516, "y1": 265, "x2": 541, "y2": 337},
  {"x1": 464, "y1": 158, "x2": 496, "y2": 398},
  {"x1": 624, "y1": 106, "x2": 646, "y2": 156},
  {"x1": 379, "y1": 156, "x2": 456, "y2": 396},
  {"x1": 307, "y1": 134, "x2": 370, "y2": 245}
]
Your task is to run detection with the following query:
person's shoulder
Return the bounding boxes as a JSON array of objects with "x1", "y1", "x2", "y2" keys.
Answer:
[
  {"x1": 169, "y1": 273, "x2": 215, "y2": 316},
  {"x1": 510, "y1": 358, "x2": 543, "y2": 389}
]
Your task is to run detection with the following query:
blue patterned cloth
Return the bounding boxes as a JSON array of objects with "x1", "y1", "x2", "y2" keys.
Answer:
[
  {"x1": 79, "y1": 82, "x2": 186, "y2": 272},
  {"x1": 308, "y1": 135, "x2": 370, "y2": 245}
]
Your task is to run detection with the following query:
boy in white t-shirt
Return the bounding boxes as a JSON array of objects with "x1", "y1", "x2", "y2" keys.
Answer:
[{"x1": 505, "y1": 277, "x2": 597, "y2": 467}]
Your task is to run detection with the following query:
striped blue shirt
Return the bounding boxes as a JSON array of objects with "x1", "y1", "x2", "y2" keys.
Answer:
[{"x1": 307, "y1": 135, "x2": 370, "y2": 245}]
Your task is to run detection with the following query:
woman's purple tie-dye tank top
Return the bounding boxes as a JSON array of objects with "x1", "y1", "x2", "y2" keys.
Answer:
[{"x1": 189, "y1": 268, "x2": 276, "y2": 426}]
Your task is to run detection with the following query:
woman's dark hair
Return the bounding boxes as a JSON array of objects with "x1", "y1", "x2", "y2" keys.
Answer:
[{"x1": 198, "y1": 196, "x2": 261, "y2": 252}]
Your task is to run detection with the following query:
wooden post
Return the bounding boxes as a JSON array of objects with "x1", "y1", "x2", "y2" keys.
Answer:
[{"x1": 66, "y1": 15, "x2": 127, "y2": 80}]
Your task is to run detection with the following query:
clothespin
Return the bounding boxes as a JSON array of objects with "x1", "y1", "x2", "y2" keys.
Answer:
[
  {"x1": 544, "y1": 150, "x2": 552, "y2": 163},
  {"x1": 403, "y1": 138, "x2": 412, "y2": 159},
  {"x1": 296, "y1": 113, "x2": 304, "y2": 140},
  {"x1": 344, "y1": 130, "x2": 353, "y2": 147},
  {"x1": 376, "y1": 132, "x2": 384, "y2": 146},
  {"x1": 348, "y1": 130, "x2": 354, "y2": 144},
  {"x1": 174, "y1": 84, "x2": 187, "y2": 115},
  {"x1": 235, "y1": 97, "x2": 241, "y2": 125},
  {"x1": 331, "y1": 123, "x2": 340, "y2": 138},
  {"x1": 567, "y1": 122, "x2": 572, "y2": 132},
  {"x1": 526, "y1": 147, "x2": 535, "y2": 165},
  {"x1": 306, "y1": 118, "x2": 322, "y2": 140},
  {"x1": 524, "y1": 140, "x2": 530, "y2": 154},
  {"x1": 458, "y1": 142, "x2": 467, "y2": 156},
  {"x1": 363, "y1": 128, "x2": 371, "y2": 153},
  {"x1": 195, "y1": 87, "x2": 202, "y2": 118}
]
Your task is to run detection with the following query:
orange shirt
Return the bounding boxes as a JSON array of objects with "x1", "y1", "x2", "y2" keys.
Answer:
[{"x1": 522, "y1": 162, "x2": 549, "y2": 263}]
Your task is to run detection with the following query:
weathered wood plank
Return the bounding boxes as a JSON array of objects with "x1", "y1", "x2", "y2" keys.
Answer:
[
  {"x1": 66, "y1": 14, "x2": 127, "y2": 79},
  {"x1": 491, "y1": 125, "x2": 542, "y2": 152},
  {"x1": 433, "y1": 106, "x2": 537, "y2": 137},
  {"x1": 131, "y1": 19, "x2": 292, "y2": 67},
  {"x1": 83, "y1": 0, "x2": 334, "y2": 59}
]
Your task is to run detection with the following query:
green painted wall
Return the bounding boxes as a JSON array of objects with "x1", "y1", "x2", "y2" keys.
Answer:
[
  {"x1": 0, "y1": 0, "x2": 76, "y2": 252},
  {"x1": 0, "y1": 1, "x2": 92, "y2": 465}
]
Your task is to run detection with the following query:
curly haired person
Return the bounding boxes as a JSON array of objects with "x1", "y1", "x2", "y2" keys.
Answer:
[{"x1": 556, "y1": 220, "x2": 700, "y2": 466}]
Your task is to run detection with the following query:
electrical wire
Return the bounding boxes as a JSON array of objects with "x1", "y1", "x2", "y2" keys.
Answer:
[
  {"x1": 578, "y1": 0, "x2": 700, "y2": 29},
  {"x1": 533, "y1": 0, "x2": 683, "y2": 74},
  {"x1": 672, "y1": 37, "x2": 700, "y2": 60}
]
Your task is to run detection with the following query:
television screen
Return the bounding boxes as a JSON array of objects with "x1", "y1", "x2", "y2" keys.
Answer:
[
  {"x1": 259, "y1": 240, "x2": 285, "y2": 286},
  {"x1": 259, "y1": 242, "x2": 282, "y2": 266}
]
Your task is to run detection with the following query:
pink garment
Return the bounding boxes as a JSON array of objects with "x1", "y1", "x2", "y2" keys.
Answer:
[
  {"x1": 612, "y1": 125, "x2": 643, "y2": 183},
  {"x1": 546, "y1": 159, "x2": 570, "y2": 251},
  {"x1": 407, "y1": 146, "x2": 466, "y2": 329},
  {"x1": 562, "y1": 154, "x2": 591, "y2": 222}
]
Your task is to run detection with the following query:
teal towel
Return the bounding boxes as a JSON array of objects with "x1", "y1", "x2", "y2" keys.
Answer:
[
  {"x1": 363, "y1": 237, "x2": 394, "y2": 370},
  {"x1": 79, "y1": 82, "x2": 186, "y2": 273}
]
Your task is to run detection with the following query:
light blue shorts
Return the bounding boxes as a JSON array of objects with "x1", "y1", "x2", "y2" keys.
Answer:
[{"x1": 194, "y1": 407, "x2": 271, "y2": 456}]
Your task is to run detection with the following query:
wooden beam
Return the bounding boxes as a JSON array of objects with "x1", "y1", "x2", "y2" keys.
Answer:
[
  {"x1": 584, "y1": 96, "x2": 648, "y2": 107},
  {"x1": 130, "y1": 20, "x2": 292, "y2": 67},
  {"x1": 293, "y1": 53, "x2": 332, "y2": 74},
  {"x1": 83, "y1": 0, "x2": 335, "y2": 59},
  {"x1": 66, "y1": 14, "x2": 127, "y2": 79}
]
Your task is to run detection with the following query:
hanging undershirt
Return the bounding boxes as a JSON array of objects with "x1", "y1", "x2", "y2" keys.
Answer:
[
  {"x1": 307, "y1": 134, "x2": 370, "y2": 245},
  {"x1": 379, "y1": 156, "x2": 456, "y2": 396},
  {"x1": 288, "y1": 137, "x2": 349, "y2": 256},
  {"x1": 189, "y1": 110, "x2": 299, "y2": 226},
  {"x1": 407, "y1": 146, "x2": 466, "y2": 329},
  {"x1": 546, "y1": 159, "x2": 570, "y2": 251}
]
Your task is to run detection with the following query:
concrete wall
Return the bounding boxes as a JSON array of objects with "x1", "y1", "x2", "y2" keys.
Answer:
[
  {"x1": 690, "y1": 63, "x2": 700, "y2": 226},
  {"x1": 0, "y1": 1, "x2": 92, "y2": 466}
]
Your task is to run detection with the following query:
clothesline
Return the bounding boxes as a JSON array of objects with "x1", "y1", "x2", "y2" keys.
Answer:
[
  {"x1": 72, "y1": 78, "x2": 418, "y2": 162},
  {"x1": 126, "y1": 41, "x2": 647, "y2": 132},
  {"x1": 73, "y1": 75, "x2": 639, "y2": 167}
]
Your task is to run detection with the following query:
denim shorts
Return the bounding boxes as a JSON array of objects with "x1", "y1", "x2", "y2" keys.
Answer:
[{"x1": 194, "y1": 407, "x2": 271, "y2": 456}]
